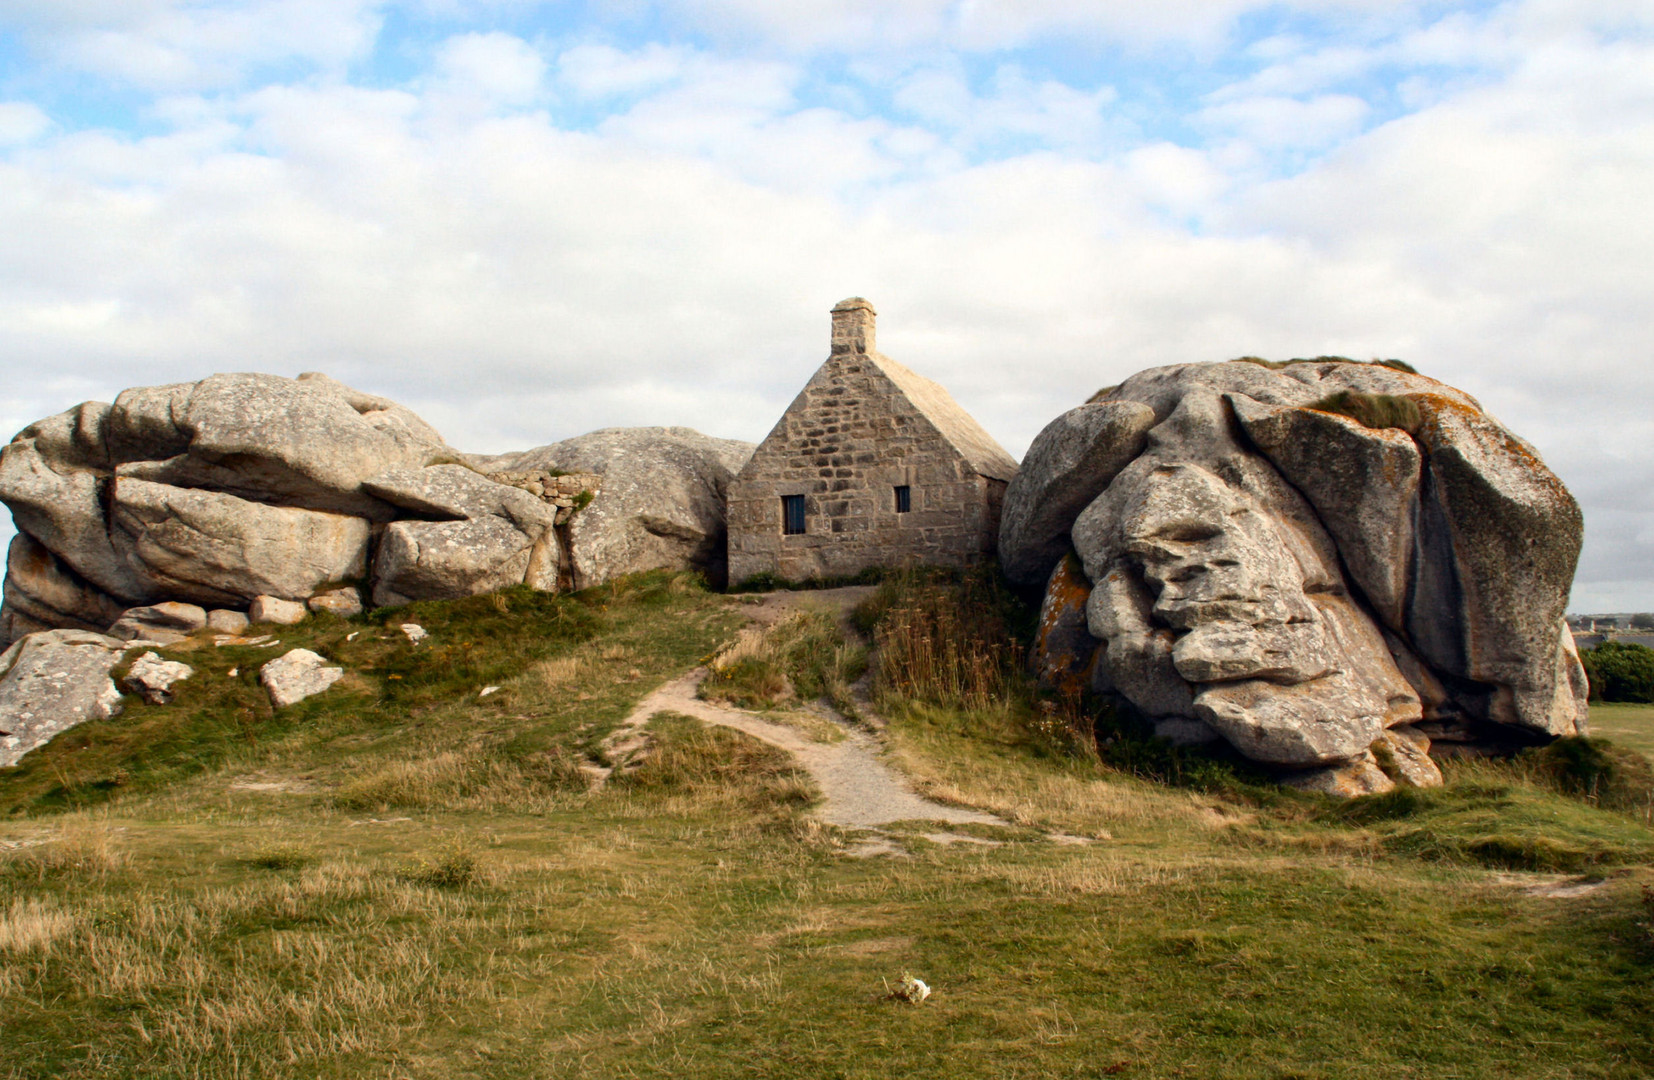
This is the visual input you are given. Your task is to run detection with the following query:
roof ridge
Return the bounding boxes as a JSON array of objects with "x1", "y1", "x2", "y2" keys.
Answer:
[{"x1": 863, "y1": 351, "x2": 1019, "y2": 482}]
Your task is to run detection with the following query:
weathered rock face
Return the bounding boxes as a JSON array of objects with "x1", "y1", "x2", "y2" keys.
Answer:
[
  {"x1": 366, "y1": 465, "x2": 559, "y2": 607},
  {"x1": 3, "y1": 533, "x2": 127, "y2": 641},
  {"x1": 476, "y1": 427, "x2": 754, "y2": 590},
  {"x1": 1008, "y1": 359, "x2": 1586, "y2": 788},
  {"x1": 2, "y1": 373, "x2": 750, "y2": 653},
  {"x1": 0, "y1": 629, "x2": 128, "y2": 767},
  {"x1": 108, "y1": 601, "x2": 208, "y2": 645},
  {"x1": 0, "y1": 372, "x2": 451, "y2": 646}
]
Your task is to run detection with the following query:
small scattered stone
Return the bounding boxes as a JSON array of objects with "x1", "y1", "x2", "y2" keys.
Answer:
[
  {"x1": 249, "y1": 596, "x2": 307, "y2": 626},
  {"x1": 121, "y1": 651, "x2": 195, "y2": 704},
  {"x1": 308, "y1": 587, "x2": 363, "y2": 618},
  {"x1": 400, "y1": 623, "x2": 427, "y2": 645},
  {"x1": 107, "y1": 602, "x2": 208, "y2": 644},
  {"x1": 479, "y1": 685, "x2": 500, "y2": 697},
  {"x1": 228, "y1": 667, "x2": 238, "y2": 677},
  {"x1": 259, "y1": 649, "x2": 344, "y2": 709},
  {"x1": 345, "y1": 631, "x2": 359, "y2": 642},
  {"x1": 206, "y1": 609, "x2": 250, "y2": 635}
]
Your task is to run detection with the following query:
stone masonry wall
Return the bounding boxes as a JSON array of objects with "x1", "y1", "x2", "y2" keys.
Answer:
[{"x1": 727, "y1": 353, "x2": 1004, "y2": 583}]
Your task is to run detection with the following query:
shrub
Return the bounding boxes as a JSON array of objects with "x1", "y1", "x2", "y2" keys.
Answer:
[
  {"x1": 398, "y1": 840, "x2": 482, "y2": 889},
  {"x1": 1580, "y1": 641, "x2": 1654, "y2": 702},
  {"x1": 1308, "y1": 390, "x2": 1422, "y2": 434}
]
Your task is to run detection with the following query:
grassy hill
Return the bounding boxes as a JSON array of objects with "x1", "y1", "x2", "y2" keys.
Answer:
[{"x1": 2, "y1": 571, "x2": 1652, "y2": 1079}]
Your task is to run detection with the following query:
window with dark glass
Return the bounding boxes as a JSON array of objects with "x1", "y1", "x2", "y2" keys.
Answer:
[
  {"x1": 782, "y1": 494, "x2": 807, "y2": 535},
  {"x1": 894, "y1": 485, "x2": 911, "y2": 513}
]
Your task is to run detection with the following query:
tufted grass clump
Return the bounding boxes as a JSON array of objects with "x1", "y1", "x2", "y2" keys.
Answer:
[
  {"x1": 1308, "y1": 389, "x2": 1423, "y2": 433},
  {"x1": 700, "y1": 610, "x2": 866, "y2": 712},
  {"x1": 857, "y1": 568, "x2": 1026, "y2": 712},
  {"x1": 244, "y1": 842, "x2": 311, "y2": 871},
  {"x1": 397, "y1": 840, "x2": 483, "y2": 889}
]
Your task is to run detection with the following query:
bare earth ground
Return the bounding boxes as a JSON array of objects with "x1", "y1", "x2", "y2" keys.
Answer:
[{"x1": 598, "y1": 586, "x2": 1009, "y2": 849}]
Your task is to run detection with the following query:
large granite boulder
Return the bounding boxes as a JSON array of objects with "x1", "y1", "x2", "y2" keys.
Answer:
[
  {"x1": 1007, "y1": 359, "x2": 1586, "y2": 788},
  {"x1": 0, "y1": 629, "x2": 129, "y2": 767},
  {"x1": 0, "y1": 372, "x2": 453, "y2": 646},
  {"x1": 365, "y1": 465, "x2": 559, "y2": 607},
  {"x1": 475, "y1": 427, "x2": 754, "y2": 590}
]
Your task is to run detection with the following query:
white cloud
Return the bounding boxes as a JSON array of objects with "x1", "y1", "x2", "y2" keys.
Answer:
[
  {"x1": 892, "y1": 63, "x2": 1120, "y2": 152},
  {"x1": 0, "y1": 103, "x2": 52, "y2": 144},
  {"x1": 557, "y1": 42, "x2": 691, "y2": 99},
  {"x1": 433, "y1": 32, "x2": 546, "y2": 104},
  {"x1": 659, "y1": 0, "x2": 1438, "y2": 52},
  {"x1": 2, "y1": 0, "x2": 383, "y2": 89},
  {"x1": 1197, "y1": 93, "x2": 1371, "y2": 150},
  {"x1": 2, "y1": 0, "x2": 1652, "y2": 607}
]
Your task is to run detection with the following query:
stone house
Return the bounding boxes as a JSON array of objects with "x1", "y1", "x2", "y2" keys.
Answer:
[{"x1": 726, "y1": 298, "x2": 1019, "y2": 584}]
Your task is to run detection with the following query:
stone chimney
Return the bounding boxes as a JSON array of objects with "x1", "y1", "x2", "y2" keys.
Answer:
[{"x1": 830, "y1": 297, "x2": 876, "y2": 355}]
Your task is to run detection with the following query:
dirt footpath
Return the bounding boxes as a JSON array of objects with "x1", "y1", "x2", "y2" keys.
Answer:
[{"x1": 600, "y1": 668, "x2": 1000, "y2": 828}]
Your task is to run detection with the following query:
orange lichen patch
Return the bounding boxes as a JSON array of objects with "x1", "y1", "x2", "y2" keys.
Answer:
[
  {"x1": 1412, "y1": 393, "x2": 1567, "y2": 493},
  {"x1": 1034, "y1": 555, "x2": 1099, "y2": 698}
]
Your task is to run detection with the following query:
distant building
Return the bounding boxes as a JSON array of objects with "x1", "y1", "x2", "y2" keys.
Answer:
[{"x1": 725, "y1": 298, "x2": 1018, "y2": 584}]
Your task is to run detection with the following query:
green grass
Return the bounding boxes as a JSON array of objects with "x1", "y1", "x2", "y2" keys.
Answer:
[
  {"x1": 0, "y1": 572, "x2": 1651, "y2": 1078},
  {"x1": 1592, "y1": 703, "x2": 1654, "y2": 761}
]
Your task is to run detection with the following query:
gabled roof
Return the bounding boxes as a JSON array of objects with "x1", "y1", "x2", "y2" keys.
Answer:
[{"x1": 860, "y1": 351, "x2": 1019, "y2": 482}]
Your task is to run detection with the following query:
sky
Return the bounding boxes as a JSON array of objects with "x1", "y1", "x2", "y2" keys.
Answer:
[{"x1": 0, "y1": 0, "x2": 1650, "y2": 612}]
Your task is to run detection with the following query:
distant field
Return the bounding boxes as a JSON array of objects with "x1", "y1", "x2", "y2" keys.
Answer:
[{"x1": 1590, "y1": 703, "x2": 1654, "y2": 759}]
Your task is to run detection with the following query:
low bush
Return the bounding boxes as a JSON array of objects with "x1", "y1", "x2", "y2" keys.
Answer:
[{"x1": 1581, "y1": 640, "x2": 1654, "y2": 702}]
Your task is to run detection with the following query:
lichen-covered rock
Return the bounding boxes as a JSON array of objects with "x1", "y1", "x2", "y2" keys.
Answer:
[
  {"x1": 476, "y1": 427, "x2": 754, "y2": 590},
  {"x1": 105, "y1": 372, "x2": 446, "y2": 519},
  {"x1": 1030, "y1": 555, "x2": 1097, "y2": 699},
  {"x1": 206, "y1": 609, "x2": 250, "y2": 635},
  {"x1": 0, "y1": 629, "x2": 128, "y2": 767},
  {"x1": 1008, "y1": 357, "x2": 1585, "y2": 791},
  {"x1": 308, "y1": 587, "x2": 363, "y2": 618},
  {"x1": 121, "y1": 651, "x2": 195, "y2": 704},
  {"x1": 109, "y1": 478, "x2": 372, "y2": 607},
  {"x1": 260, "y1": 648, "x2": 344, "y2": 709}
]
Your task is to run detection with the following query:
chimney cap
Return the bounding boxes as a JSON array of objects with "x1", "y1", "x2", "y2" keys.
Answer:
[{"x1": 830, "y1": 296, "x2": 876, "y2": 354}]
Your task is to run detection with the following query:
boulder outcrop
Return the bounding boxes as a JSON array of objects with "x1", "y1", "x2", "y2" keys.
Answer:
[
  {"x1": 366, "y1": 464, "x2": 560, "y2": 607},
  {"x1": 2, "y1": 376, "x2": 753, "y2": 657},
  {"x1": 474, "y1": 427, "x2": 754, "y2": 590},
  {"x1": 1005, "y1": 359, "x2": 1586, "y2": 788}
]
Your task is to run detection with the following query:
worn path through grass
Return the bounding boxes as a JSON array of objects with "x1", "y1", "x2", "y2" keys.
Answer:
[{"x1": 599, "y1": 666, "x2": 1003, "y2": 829}]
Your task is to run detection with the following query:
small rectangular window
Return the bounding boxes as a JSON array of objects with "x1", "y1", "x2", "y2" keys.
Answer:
[
  {"x1": 894, "y1": 485, "x2": 911, "y2": 513},
  {"x1": 782, "y1": 494, "x2": 807, "y2": 535}
]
